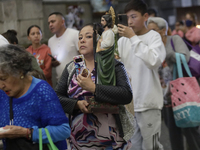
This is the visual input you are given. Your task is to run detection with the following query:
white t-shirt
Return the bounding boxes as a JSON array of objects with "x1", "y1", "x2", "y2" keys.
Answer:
[
  {"x1": 0, "y1": 35, "x2": 9, "y2": 46},
  {"x1": 118, "y1": 30, "x2": 166, "y2": 112},
  {"x1": 48, "y1": 28, "x2": 79, "y2": 80}
]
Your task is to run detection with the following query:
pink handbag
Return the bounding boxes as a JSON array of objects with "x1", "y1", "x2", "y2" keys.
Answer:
[{"x1": 170, "y1": 53, "x2": 200, "y2": 127}]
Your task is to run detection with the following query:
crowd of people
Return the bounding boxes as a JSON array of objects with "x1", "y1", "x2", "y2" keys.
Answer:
[{"x1": 0, "y1": 0, "x2": 200, "y2": 150}]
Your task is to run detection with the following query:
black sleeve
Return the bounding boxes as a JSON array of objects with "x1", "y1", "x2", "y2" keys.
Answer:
[
  {"x1": 95, "y1": 60, "x2": 132, "y2": 105},
  {"x1": 55, "y1": 63, "x2": 77, "y2": 115}
]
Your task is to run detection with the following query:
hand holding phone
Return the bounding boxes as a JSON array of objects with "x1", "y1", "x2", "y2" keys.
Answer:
[
  {"x1": 48, "y1": 53, "x2": 56, "y2": 61},
  {"x1": 74, "y1": 55, "x2": 85, "y2": 75},
  {"x1": 48, "y1": 53, "x2": 60, "y2": 67},
  {"x1": 117, "y1": 14, "x2": 135, "y2": 38},
  {"x1": 118, "y1": 14, "x2": 128, "y2": 26}
]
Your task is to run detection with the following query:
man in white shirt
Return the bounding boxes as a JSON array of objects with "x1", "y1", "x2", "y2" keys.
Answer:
[{"x1": 48, "y1": 12, "x2": 79, "y2": 85}]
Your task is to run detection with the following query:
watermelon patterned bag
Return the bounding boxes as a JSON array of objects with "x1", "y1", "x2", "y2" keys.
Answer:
[{"x1": 170, "y1": 53, "x2": 200, "y2": 128}]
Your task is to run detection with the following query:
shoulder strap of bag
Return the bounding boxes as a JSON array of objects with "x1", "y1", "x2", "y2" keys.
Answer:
[
  {"x1": 173, "y1": 53, "x2": 184, "y2": 79},
  {"x1": 39, "y1": 129, "x2": 43, "y2": 150},
  {"x1": 170, "y1": 38, "x2": 175, "y2": 51},
  {"x1": 183, "y1": 38, "x2": 194, "y2": 49},
  {"x1": 39, "y1": 128, "x2": 59, "y2": 150},
  {"x1": 9, "y1": 97, "x2": 13, "y2": 125},
  {"x1": 180, "y1": 53, "x2": 192, "y2": 77},
  {"x1": 45, "y1": 128, "x2": 58, "y2": 150},
  {"x1": 173, "y1": 53, "x2": 192, "y2": 80}
]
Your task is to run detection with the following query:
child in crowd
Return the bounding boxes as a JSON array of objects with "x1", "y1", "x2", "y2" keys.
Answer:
[
  {"x1": 2, "y1": 29, "x2": 43, "y2": 74},
  {"x1": 26, "y1": 25, "x2": 52, "y2": 86},
  {"x1": 117, "y1": 0, "x2": 166, "y2": 149}
]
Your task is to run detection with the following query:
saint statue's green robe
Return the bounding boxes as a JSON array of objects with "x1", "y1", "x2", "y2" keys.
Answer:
[{"x1": 96, "y1": 45, "x2": 116, "y2": 86}]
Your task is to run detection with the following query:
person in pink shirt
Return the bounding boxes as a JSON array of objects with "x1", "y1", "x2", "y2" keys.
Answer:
[
  {"x1": 184, "y1": 12, "x2": 200, "y2": 47},
  {"x1": 26, "y1": 25, "x2": 52, "y2": 86},
  {"x1": 171, "y1": 21, "x2": 184, "y2": 38}
]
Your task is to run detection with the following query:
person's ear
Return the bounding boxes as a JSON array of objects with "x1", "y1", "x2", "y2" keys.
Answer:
[
  {"x1": 61, "y1": 17, "x2": 65, "y2": 26},
  {"x1": 143, "y1": 13, "x2": 149, "y2": 22}
]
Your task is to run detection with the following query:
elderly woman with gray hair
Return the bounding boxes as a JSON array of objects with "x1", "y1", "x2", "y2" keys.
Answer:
[
  {"x1": 0, "y1": 44, "x2": 70, "y2": 150},
  {"x1": 147, "y1": 17, "x2": 200, "y2": 150}
]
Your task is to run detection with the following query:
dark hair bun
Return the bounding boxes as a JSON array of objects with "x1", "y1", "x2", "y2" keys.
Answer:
[{"x1": 7, "y1": 30, "x2": 17, "y2": 36}]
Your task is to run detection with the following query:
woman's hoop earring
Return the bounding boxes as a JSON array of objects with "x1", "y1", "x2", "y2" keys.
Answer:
[{"x1": 20, "y1": 75, "x2": 24, "y2": 79}]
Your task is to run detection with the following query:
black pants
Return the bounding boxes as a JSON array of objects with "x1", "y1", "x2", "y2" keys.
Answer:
[{"x1": 163, "y1": 106, "x2": 200, "y2": 150}]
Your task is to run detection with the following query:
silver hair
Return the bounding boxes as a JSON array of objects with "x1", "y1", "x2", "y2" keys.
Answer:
[
  {"x1": 0, "y1": 44, "x2": 32, "y2": 76},
  {"x1": 147, "y1": 17, "x2": 168, "y2": 35}
]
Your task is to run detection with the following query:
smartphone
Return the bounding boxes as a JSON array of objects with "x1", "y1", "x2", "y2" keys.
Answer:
[
  {"x1": 118, "y1": 14, "x2": 128, "y2": 26},
  {"x1": 73, "y1": 55, "x2": 86, "y2": 76},
  {"x1": 48, "y1": 53, "x2": 56, "y2": 61}
]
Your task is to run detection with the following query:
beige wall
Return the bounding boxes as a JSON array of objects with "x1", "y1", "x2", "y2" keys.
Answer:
[
  {"x1": 0, "y1": 0, "x2": 93, "y2": 46},
  {"x1": 0, "y1": 0, "x2": 43, "y2": 46}
]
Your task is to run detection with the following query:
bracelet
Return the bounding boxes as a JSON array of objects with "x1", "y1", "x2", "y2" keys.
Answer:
[
  {"x1": 29, "y1": 128, "x2": 33, "y2": 140},
  {"x1": 26, "y1": 128, "x2": 33, "y2": 140}
]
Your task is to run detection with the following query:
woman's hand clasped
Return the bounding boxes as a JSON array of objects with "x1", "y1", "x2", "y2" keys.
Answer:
[
  {"x1": 76, "y1": 73, "x2": 96, "y2": 113},
  {"x1": 76, "y1": 100, "x2": 90, "y2": 113}
]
